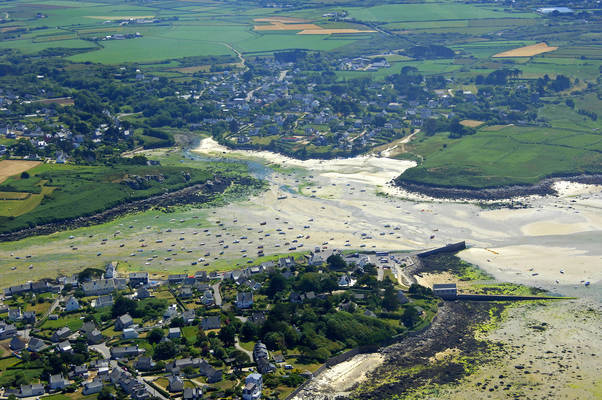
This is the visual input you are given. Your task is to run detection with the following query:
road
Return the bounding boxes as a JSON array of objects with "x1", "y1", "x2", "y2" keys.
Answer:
[
  {"x1": 234, "y1": 337, "x2": 254, "y2": 360},
  {"x1": 220, "y1": 42, "x2": 246, "y2": 69},
  {"x1": 141, "y1": 376, "x2": 169, "y2": 400},
  {"x1": 90, "y1": 343, "x2": 111, "y2": 359},
  {"x1": 212, "y1": 282, "x2": 222, "y2": 307},
  {"x1": 378, "y1": 129, "x2": 420, "y2": 158}
]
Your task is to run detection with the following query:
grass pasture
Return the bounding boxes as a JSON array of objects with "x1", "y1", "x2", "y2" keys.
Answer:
[
  {"x1": 397, "y1": 125, "x2": 602, "y2": 188},
  {"x1": 0, "y1": 163, "x2": 216, "y2": 233},
  {"x1": 347, "y1": 3, "x2": 536, "y2": 23}
]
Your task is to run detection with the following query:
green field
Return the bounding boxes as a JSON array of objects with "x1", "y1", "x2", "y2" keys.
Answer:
[
  {"x1": 348, "y1": 3, "x2": 536, "y2": 23},
  {"x1": 0, "y1": 163, "x2": 218, "y2": 233},
  {"x1": 0, "y1": 0, "x2": 376, "y2": 63},
  {"x1": 397, "y1": 125, "x2": 602, "y2": 188}
]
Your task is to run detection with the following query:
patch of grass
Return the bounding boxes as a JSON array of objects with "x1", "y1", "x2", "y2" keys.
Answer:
[
  {"x1": 397, "y1": 125, "x2": 602, "y2": 188},
  {"x1": 0, "y1": 357, "x2": 20, "y2": 370},
  {"x1": 420, "y1": 254, "x2": 492, "y2": 281},
  {"x1": 40, "y1": 313, "x2": 84, "y2": 331},
  {"x1": 467, "y1": 283, "x2": 548, "y2": 296},
  {"x1": 0, "y1": 368, "x2": 43, "y2": 388}
]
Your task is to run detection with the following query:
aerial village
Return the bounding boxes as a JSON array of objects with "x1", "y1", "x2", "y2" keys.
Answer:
[{"x1": 0, "y1": 244, "x2": 455, "y2": 399}]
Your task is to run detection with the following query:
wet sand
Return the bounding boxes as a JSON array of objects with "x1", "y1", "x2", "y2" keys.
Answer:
[
  {"x1": 196, "y1": 138, "x2": 602, "y2": 295},
  {"x1": 0, "y1": 138, "x2": 599, "y2": 296},
  {"x1": 437, "y1": 299, "x2": 601, "y2": 399}
]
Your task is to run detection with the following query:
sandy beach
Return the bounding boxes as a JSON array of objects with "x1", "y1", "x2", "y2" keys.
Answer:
[
  {"x1": 195, "y1": 138, "x2": 602, "y2": 295},
  {"x1": 0, "y1": 138, "x2": 599, "y2": 298}
]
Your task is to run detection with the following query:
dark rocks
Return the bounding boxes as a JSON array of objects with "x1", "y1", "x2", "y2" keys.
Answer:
[{"x1": 394, "y1": 174, "x2": 602, "y2": 201}]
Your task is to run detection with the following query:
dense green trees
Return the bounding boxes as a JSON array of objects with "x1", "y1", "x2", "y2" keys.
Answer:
[
  {"x1": 112, "y1": 296, "x2": 167, "y2": 320},
  {"x1": 153, "y1": 340, "x2": 177, "y2": 360},
  {"x1": 148, "y1": 328, "x2": 165, "y2": 344},
  {"x1": 401, "y1": 306, "x2": 421, "y2": 329},
  {"x1": 327, "y1": 254, "x2": 347, "y2": 270}
]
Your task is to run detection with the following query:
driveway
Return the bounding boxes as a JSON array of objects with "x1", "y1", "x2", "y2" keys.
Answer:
[
  {"x1": 212, "y1": 282, "x2": 222, "y2": 307},
  {"x1": 90, "y1": 342, "x2": 110, "y2": 359}
]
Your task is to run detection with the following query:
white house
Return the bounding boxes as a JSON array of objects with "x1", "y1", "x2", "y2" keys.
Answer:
[
  {"x1": 49, "y1": 374, "x2": 69, "y2": 391},
  {"x1": 164, "y1": 304, "x2": 179, "y2": 319},
  {"x1": 65, "y1": 296, "x2": 80, "y2": 312},
  {"x1": 242, "y1": 373, "x2": 262, "y2": 400},
  {"x1": 105, "y1": 261, "x2": 117, "y2": 278},
  {"x1": 122, "y1": 328, "x2": 139, "y2": 340}
]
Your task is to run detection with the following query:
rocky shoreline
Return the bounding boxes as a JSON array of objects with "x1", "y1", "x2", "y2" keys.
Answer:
[
  {"x1": 0, "y1": 176, "x2": 258, "y2": 243},
  {"x1": 393, "y1": 173, "x2": 602, "y2": 201}
]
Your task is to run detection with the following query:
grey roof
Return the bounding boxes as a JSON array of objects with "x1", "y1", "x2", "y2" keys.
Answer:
[
  {"x1": 433, "y1": 283, "x2": 457, "y2": 289},
  {"x1": 28, "y1": 337, "x2": 46, "y2": 351},
  {"x1": 117, "y1": 313, "x2": 133, "y2": 326},
  {"x1": 201, "y1": 316, "x2": 221, "y2": 330}
]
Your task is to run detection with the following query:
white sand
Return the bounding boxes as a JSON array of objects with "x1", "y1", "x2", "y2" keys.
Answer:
[{"x1": 291, "y1": 353, "x2": 384, "y2": 399}]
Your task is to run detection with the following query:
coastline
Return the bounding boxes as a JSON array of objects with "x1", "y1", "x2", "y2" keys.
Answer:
[
  {"x1": 394, "y1": 173, "x2": 602, "y2": 201},
  {"x1": 0, "y1": 176, "x2": 260, "y2": 243},
  {"x1": 199, "y1": 137, "x2": 602, "y2": 202}
]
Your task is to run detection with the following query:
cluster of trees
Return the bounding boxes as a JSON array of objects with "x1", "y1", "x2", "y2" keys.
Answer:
[
  {"x1": 387, "y1": 66, "x2": 427, "y2": 100},
  {"x1": 578, "y1": 108, "x2": 598, "y2": 121},
  {"x1": 274, "y1": 50, "x2": 307, "y2": 63},
  {"x1": 404, "y1": 45, "x2": 455, "y2": 59},
  {"x1": 240, "y1": 299, "x2": 399, "y2": 362},
  {"x1": 423, "y1": 117, "x2": 476, "y2": 138},
  {"x1": 237, "y1": 261, "x2": 433, "y2": 362},
  {"x1": 476, "y1": 69, "x2": 522, "y2": 85},
  {"x1": 534, "y1": 74, "x2": 571, "y2": 93},
  {"x1": 111, "y1": 295, "x2": 167, "y2": 321}
]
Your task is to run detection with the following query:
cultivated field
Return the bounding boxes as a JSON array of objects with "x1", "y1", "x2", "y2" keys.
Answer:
[
  {"x1": 254, "y1": 17, "x2": 309, "y2": 22},
  {"x1": 298, "y1": 29, "x2": 376, "y2": 35},
  {"x1": 253, "y1": 22, "x2": 322, "y2": 31},
  {"x1": 493, "y1": 42, "x2": 558, "y2": 57},
  {"x1": 85, "y1": 15, "x2": 155, "y2": 20},
  {"x1": 0, "y1": 160, "x2": 41, "y2": 183},
  {"x1": 254, "y1": 20, "x2": 375, "y2": 35},
  {"x1": 460, "y1": 120, "x2": 485, "y2": 128}
]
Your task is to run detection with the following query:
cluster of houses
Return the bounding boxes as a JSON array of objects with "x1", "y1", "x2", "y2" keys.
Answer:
[
  {"x1": 0, "y1": 247, "x2": 421, "y2": 399},
  {"x1": 339, "y1": 56, "x2": 391, "y2": 72},
  {"x1": 0, "y1": 106, "x2": 130, "y2": 160},
  {"x1": 0, "y1": 258, "x2": 310, "y2": 399}
]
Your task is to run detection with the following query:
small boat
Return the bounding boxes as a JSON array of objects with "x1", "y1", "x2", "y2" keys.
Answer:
[{"x1": 584, "y1": 281, "x2": 590, "y2": 286}]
